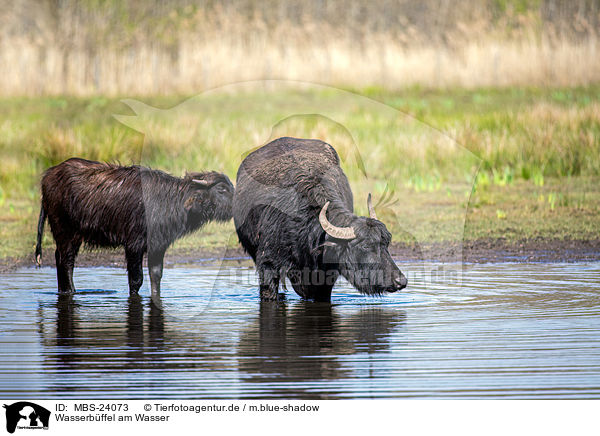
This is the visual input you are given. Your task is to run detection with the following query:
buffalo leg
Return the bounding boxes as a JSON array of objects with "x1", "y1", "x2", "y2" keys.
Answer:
[
  {"x1": 287, "y1": 270, "x2": 310, "y2": 299},
  {"x1": 312, "y1": 284, "x2": 334, "y2": 302},
  {"x1": 258, "y1": 262, "x2": 280, "y2": 300},
  {"x1": 55, "y1": 249, "x2": 69, "y2": 293},
  {"x1": 312, "y1": 268, "x2": 337, "y2": 302},
  {"x1": 148, "y1": 248, "x2": 166, "y2": 298},
  {"x1": 55, "y1": 235, "x2": 82, "y2": 293},
  {"x1": 289, "y1": 277, "x2": 334, "y2": 302},
  {"x1": 125, "y1": 249, "x2": 144, "y2": 294}
]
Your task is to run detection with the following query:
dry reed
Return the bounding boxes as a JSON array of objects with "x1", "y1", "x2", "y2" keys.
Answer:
[{"x1": 1, "y1": 0, "x2": 599, "y2": 95}]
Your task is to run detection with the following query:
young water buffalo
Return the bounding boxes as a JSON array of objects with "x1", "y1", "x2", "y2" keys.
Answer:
[
  {"x1": 233, "y1": 137, "x2": 407, "y2": 302},
  {"x1": 36, "y1": 158, "x2": 234, "y2": 295}
]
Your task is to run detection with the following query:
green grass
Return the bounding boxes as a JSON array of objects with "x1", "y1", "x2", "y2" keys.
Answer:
[{"x1": 1, "y1": 85, "x2": 599, "y2": 262}]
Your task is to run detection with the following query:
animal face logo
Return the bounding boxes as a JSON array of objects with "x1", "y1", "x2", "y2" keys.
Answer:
[{"x1": 3, "y1": 402, "x2": 50, "y2": 434}]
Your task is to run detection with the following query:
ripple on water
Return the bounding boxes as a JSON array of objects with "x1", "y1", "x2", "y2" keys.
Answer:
[{"x1": 0, "y1": 262, "x2": 599, "y2": 399}]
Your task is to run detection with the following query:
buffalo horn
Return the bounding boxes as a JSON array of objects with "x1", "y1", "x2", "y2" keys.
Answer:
[
  {"x1": 367, "y1": 193, "x2": 377, "y2": 219},
  {"x1": 192, "y1": 179, "x2": 211, "y2": 188},
  {"x1": 319, "y1": 201, "x2": 356, "y2": 240}
]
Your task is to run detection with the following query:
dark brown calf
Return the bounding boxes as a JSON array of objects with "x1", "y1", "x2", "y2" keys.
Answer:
[{"x1": 36, "y1": 158, "x2": 233, "y2": 295}]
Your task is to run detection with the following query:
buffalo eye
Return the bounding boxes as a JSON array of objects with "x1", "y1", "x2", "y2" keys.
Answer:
[
  {"x1": 356, "y1": 240, "x2": 379, "y2": 253},
  {"x1": 348, "y1": 238, "x2": 367, "y2": 249},
  {"x1": 358, "y1": 243, "x2": 371, "y2": 252}
]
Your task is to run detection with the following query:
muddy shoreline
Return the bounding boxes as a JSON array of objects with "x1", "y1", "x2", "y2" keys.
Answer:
[{"x1": 2, "y1": 237, "x2": 599, "y2": 273}]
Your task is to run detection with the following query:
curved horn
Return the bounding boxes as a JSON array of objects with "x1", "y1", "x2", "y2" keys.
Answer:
[
  {"x1": 192, "y1": 178, "x2": 211, "y2": 188},
  {"x1": 319, "y1": 201, "x2": 356, "y2": 240},
  {"x1": 367, "y1": 193, "x2": 377, "y2": 219}
]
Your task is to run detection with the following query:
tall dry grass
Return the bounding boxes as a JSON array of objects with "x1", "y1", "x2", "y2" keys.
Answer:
[{"x1": 2, "y1": 0, "x2": 600, "y2": 95}]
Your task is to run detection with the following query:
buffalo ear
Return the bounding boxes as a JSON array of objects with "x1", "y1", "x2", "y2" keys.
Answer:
[{"x1": 184, "y1": 194, "x2": 200, "y2": 211}]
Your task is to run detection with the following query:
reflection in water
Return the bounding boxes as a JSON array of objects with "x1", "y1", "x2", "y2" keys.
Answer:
[
  {"x1": 126, "y1": 294, "x2": 144, "y2": 348},
  {"x1": 49, "y1": 293, "x2": 167, "y2": 349},
  {"x1": 55, "y1": 294, "x2": 76, "y2": 345},
  {"x1": 125, "y1": 294, "x2": 165, "y2": 349},
  {"x1": 36, "y1": 292, "x2": 403, "y2": 399},
  {"x1": 238, "y1": 301, "x2": 405, "y2": 398},
  {"x1": 42, "y1": 294, "x2": 169, "y2": 379}
]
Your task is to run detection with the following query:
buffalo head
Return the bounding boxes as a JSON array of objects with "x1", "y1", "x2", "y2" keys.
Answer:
[
  {"x1": 319, "y1": 194, "x2": 407, "y2": 295},
  {"x1": 184, "y1": 171, "x2": 234, "y2": 222}
]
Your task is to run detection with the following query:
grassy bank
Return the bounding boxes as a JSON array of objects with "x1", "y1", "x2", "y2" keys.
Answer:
[{"x1": 0, "y1": 85, "x2": 599, "y2": 263}]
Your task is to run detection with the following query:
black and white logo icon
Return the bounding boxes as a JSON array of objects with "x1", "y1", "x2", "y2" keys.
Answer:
[{"x1": 3, "y1": 402, "x2": 50, "y2": 434}]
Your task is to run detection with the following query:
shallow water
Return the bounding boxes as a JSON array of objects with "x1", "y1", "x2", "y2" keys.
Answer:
[{"x1": 0, "y1": 262, "x2": 599, "y2": 399}]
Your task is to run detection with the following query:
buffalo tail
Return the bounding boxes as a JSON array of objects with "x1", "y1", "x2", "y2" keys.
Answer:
[{"x1": 35, "y1": 205, "x2": 46, "y2": 267}]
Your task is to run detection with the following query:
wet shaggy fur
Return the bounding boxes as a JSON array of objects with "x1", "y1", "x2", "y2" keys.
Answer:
[
  {"x1": 36, "y1": 158, "x2": 234, "y2": 294},
  {"x1": 233, "y1": 137, "x2": 407, "y2": 302}
]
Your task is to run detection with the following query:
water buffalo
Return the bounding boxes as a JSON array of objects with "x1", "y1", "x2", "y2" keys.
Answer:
[
  {"x1": 233, "y1": 137, "x2": 407, "y2": 302},
  {"x1": 36, "y1": 158, "x2": 234, "y2": 295}
]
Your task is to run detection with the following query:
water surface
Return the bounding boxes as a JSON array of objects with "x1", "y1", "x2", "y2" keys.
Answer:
[{"x1": 1, "y1": 262, "x2": 599, "y2": 399}]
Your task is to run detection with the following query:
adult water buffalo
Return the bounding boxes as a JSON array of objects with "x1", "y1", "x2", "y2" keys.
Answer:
[
  {"x1": 36, "y1": 158, "x2": 234, "y2": 295},
  {"x1": 233, "y1": 137, "x2": 407, "y2": 302}
]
